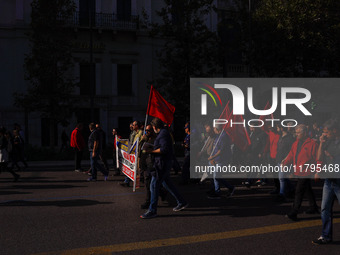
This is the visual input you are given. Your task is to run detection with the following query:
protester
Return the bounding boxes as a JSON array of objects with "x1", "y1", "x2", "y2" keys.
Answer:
[
  {"x1": 244, "y1": 126, "x2": 267, "y2": 187},
  {"x1": 129, "y1": 122, "x2": 135, "y2": 145},
  {"x1": 312, "y1": 119, "x2": 340, "y2": 245},
  {"x1": 13, "y1": 129, "x2": 28, "y2": 170},
  {"x1": 87, "y1": 123, "x2": 109, "y2": 181},
  {"x1": 282, "y1": 124, "x2": 319, "y2": 221},
  {"x1": 70, "y1": 123, "x2": 86, "y2": 172},
  {"x1": 139, "y1": 124, "x2": 167, "y2": 209},
  {"x1": 310, "y1": 121, "x2": 322, "y2": 141},
  {"x1": 112, "y1": 128, "x2": 121, "y2": 176},
  {"x1": 4, "y1": 131, "x2": 19, "y2": 171},
  {"x1": 140, "y1": 118, "x2": 188, "y2": 219},
  {"x1": 120, "y1": 121, "x2": 143, "y2": 187},
  {"x1": 207, "y1": 124, "x2": 235, "y2": 199},
  {"x1": 181, "y1": 122, "x2": 190, "y2": 184},
  {"x1": 95, "y1": 123, "x2": 110, "y2": 173},
  {"x1": 267, "y1": 125, "x2": 280, "y2": 192},
  {"x1": 197, "y1": 122, "x2": 215, "y2": 184},
  {"x1": 276, "y1": 125, "x2": 295, "y2": 202},
  {"x1": 198, "y1": 123, "x2": 215, "y2": 165},
  {"x1": 0, "y1": 128, "x2": 20, "y2": 182},
  {"x1": 14, "y1": 123, "x2": 25, "y2": 143}
]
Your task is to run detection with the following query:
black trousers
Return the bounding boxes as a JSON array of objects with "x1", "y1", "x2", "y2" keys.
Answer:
[
  {"x1": 0, "y1": 162, "x2": 19, "y2": 179},
  {"x1": 74, "y1": 149, "x2": 83, "y2": 170},
  {"x1": 291, "y1": 178, "x2": 318, "y2": 214},
  {"x1": 182, "y1": 154, "x2": 190, "y2": 182}
]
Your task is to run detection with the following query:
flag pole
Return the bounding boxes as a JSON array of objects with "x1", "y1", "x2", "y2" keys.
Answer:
[
  {"x1": 200, "y1": 129, "x2": 225, "y2": 183},
  {"x1": 144, "y1": 85, "x2": 153, "y2": 134}
]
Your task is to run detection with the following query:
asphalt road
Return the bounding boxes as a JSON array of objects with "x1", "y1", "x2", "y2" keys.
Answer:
[{"x1": 0, "y1": 165, "x2": 340, "y2": 255}]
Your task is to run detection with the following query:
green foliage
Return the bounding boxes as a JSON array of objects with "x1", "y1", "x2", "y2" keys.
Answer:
[
  {"x1": 238, "y1": 0, "x2": 340, "y2": 76},
  {"x1": 14, "y1": 0, "x2": 77, "y2": 124},
  {"x1": 149, "y1": 0, "x2": 222, "y2": 117}
]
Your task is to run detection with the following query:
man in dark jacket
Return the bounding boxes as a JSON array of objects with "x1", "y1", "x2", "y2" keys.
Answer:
[
  {"x1": 87, "y1": 123, "x2": 109, "y2": 181},
  {"x1": 276, "y1": 126, "x2": 295, "y2": 202},
  {"x1": 139, "y1": 124, "x2": 159, "y2": 209},
  {"x1": 244, "y1": 126, "x2": 267, "y2": 187},
  {"x1": 313, "y1": 119, "x2": 340, "y2": 245},
  {"x1": 140, "y1": 118, "x2": 188, "y2": 219},
  {"x1": 96, "y1": 123, "x2": 110, "y2": 172}
]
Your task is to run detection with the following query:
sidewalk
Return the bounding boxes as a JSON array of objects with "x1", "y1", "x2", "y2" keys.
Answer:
[
  {"x1": 28, "y1": 160, "x2": 91, "y2": 168},
  {"x1": 27, "y1": 157, "x2": 185, "y2": 168}
]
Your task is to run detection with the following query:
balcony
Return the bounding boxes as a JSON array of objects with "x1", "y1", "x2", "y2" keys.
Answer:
[{"x1": 60, "y1": 12, "x2": 139, "y2": 31}]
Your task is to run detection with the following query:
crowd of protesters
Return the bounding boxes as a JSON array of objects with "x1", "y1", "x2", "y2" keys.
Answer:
[
  {"x1": 194, "y1": 118, "x2": 339, "y2": 245},
  {"x1": 67, "y1": 117, "x2": 339, "y2": 234},
  {"x1": 1, "y1": 118, "x2": 339, "y2": 245}
]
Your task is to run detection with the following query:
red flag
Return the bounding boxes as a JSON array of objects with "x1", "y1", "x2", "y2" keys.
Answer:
[
  {"x1": 218, "y1": 101, "x2": 232, "y2": 136},
  {"x1": 227, "y1": 113, "x2": 251, "y2": 151},
  {"x1": 217, "y1": 101, "x2": 250, "y2": 151},
  {"x1": 146, "y1": 85, "x2": 175, "y2": 125}
]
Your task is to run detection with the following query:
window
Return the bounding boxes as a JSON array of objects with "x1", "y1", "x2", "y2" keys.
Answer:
[
  {"x1": 117, "y1": 0, "x2": 131, "y2": 20},
  {"x1": 117, "y1": 64, "x2": 132, "y2": 96},
  {"x1": 80, "y1": 63, "x2": 95, "y2": 95},
  {"x1": 79, "y1": 0, "x2": 95, "y2": 26}
]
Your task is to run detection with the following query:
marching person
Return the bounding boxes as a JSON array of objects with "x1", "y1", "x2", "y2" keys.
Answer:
[
  {"x1": 276, "y1": 125, "x2": 295, "y2": 202},
  {"x1": 112, "y1": 128, "x2": 121, "y2": 176},
  {"x1": 312, "y1": 119, "x2": 340, "y2": 245},
  {"x1": 139, "y1": 124, "x2": 167, "y2": 209},
  {"x1": 140, "y1": 118, "x2": 188, "y2": 219},
  {"x1": 87, "y1": 123, "x2": 109, "y2": 182},
  {"x1": 181, "y1": 122, "x2": 190, "y2": 184},
  {"x1": 120, "y1": 121, "x2": 143, "y2": 187},
  {"x1": 70, "y1": 123, "x2": 86, "y2": 172},
  {"x1": 95, "y1": 123, "x2": 110, "y2": 173},
  {"x1": 207, "y1": 124, "x2": 235, "y2": 199},
  {"x1": 0, "y1": 128, "x2": 20, "y2": 182},
  {"x1": 282, "y1": 124, "x2": 319, "y2": 221}
]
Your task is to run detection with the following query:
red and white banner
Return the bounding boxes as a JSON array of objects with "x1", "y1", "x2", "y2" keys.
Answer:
[{"x1": 116, "y1": 137, "x2": 139, "y2": 192}]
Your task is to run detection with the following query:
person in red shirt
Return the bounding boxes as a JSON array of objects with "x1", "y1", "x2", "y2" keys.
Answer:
[
  {"x1": 70, "y1": 123, "x2": 86, "y2": 172},
  {"x1": 282, "y1": 124, "x2": 319, "y2": 221}
]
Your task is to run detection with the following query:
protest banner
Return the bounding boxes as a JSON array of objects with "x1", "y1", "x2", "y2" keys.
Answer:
[{"x1": 116, "y1": 136, "x2": 139, "y2": 191}]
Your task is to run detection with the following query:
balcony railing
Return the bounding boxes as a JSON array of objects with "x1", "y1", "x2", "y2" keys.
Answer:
[{"x1": 60, "y1": 12, "x2": 139, "y2": 30}]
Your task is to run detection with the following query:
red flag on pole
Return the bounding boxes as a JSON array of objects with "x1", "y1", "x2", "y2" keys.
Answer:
[
  {"x1": 218, "y1": 101, "x2": 232, "y2": 136},
  {"x1": 217, "y1": 101, "x2": 250, "y2": 151},
  {"x1": 146, "y1": 85, "x2": 175, "y2": 125},
  {"x1": 227, "y1": 113, "x2": 251, "y2": 151}
]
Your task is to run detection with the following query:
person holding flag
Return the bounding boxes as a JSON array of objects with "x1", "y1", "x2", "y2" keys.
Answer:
[
  {"x1": 207, "y1": 124, "x2": 235, "y2": 199},
  {"x1": 140, "y1": 118, "x2": 188, "y2": 219}
]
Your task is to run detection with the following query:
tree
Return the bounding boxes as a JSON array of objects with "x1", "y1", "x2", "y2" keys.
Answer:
[
  {"x1": 149, "y1": 0, "x2": 222, "y2": 118},
  {"x1": 14, "y1": 0, "x2": 76, "y2": 147},
  {"x1": 238, "y1": 0, "x2": 340, "y2": 77}
]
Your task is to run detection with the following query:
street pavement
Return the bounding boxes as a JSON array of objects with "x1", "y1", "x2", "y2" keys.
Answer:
[{"x1": 0, "y1": 162, "x2": 340, "y2": 255}]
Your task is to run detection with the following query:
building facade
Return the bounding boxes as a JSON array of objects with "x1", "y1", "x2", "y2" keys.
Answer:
[{"x1": 0, "y1": 0, "x2": 248, "y2": 146}]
